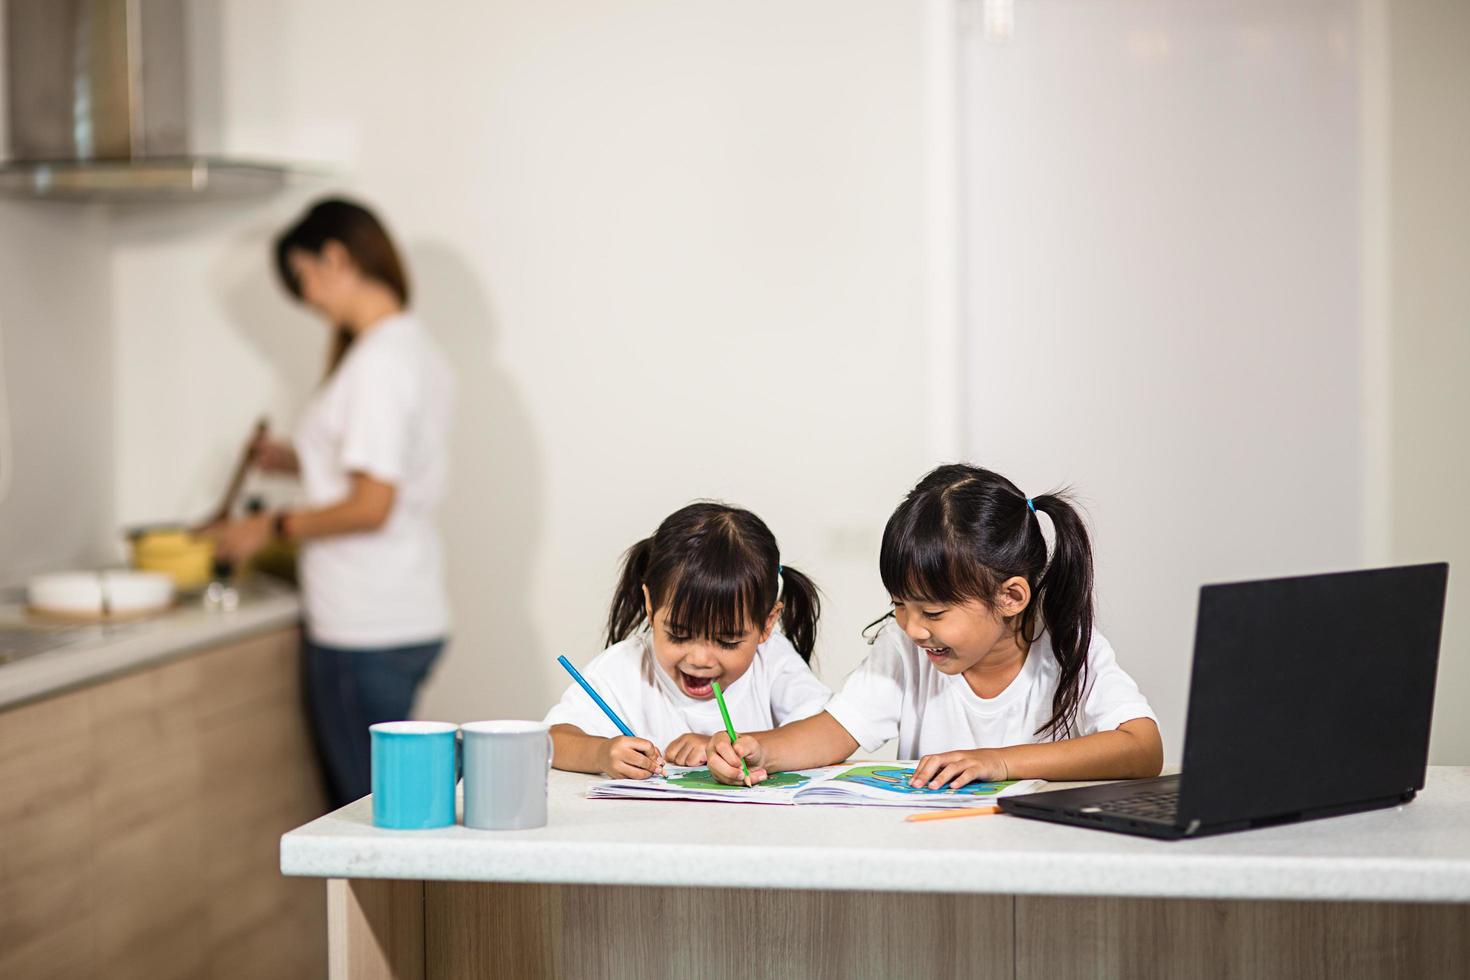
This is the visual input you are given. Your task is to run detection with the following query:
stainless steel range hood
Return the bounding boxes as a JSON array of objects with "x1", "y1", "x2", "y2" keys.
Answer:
[{"x1": 0, "y1": 0, "x2": 301, "y2": 202}]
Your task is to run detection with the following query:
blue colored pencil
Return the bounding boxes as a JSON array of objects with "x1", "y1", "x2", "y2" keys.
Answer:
[{"x1": 557, "y1": 655, "x2": 635, "y2": 738}]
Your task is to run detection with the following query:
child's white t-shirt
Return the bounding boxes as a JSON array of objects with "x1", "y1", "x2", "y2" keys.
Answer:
[
  {"x1": 544, "y1": 630, "x2": 832, "y2": 752},
  {"x1": 824, "y1": 622, "x2": 1157, "y2": 759}
]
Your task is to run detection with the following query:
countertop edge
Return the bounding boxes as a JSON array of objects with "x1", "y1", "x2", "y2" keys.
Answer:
[
  {"x1": 277, "y1": 834, "x2": 1470, "y2": 905},
  {"x1": 0, "y1": 591, "x2": 302, "y2": 710}
]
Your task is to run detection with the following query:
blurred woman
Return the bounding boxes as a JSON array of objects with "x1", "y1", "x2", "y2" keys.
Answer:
[{"x1": 214, "y1": 198, "x2": 454, "y2": 809}]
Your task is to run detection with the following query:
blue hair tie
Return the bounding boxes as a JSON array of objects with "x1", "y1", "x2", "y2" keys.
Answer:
[{"x1": 1025, "y1": 498, "x2": 1036, "y2": 513}]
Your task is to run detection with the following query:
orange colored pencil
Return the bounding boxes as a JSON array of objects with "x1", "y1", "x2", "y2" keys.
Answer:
[{"x1": 905, "y1": 805, "x2": 1000, "y2": 823}]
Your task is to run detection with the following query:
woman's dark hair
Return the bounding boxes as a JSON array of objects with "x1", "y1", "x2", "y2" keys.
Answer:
[
  {"x1": 273, "y1": 197, "x2": 410, "y2": 375},
  {"x1": 877, "y1": 463, "x2": 1095, "y2": 740},
  {"x1": 606, "y1": 502, "x2": 821, "y2": 662}
]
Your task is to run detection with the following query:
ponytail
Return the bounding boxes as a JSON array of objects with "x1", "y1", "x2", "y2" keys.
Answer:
[
  {"x1": 1030, "y1": 493, "x2": 1095, "y2": 741},
  {"x1": 776, "y1": 564, "x2": 821, "y2": 663},
  {"x1": 604, "y1": 537, "x2": 654, "y2": 649}
]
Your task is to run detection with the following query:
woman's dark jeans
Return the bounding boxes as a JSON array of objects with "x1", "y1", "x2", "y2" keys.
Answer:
[{"x1": 302, "y1": 635, "x2": 445, "y2": 810}]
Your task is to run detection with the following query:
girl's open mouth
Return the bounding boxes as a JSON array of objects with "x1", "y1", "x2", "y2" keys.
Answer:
[
  {"x1": 678, "y1": 670, "x2": 718, "y2": 699},
  {"x1": 921, "y1": 645, "x2": 952, "y2": 663}
]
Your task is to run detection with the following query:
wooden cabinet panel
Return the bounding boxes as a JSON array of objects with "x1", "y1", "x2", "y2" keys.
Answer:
[
  {"x1": 90, "y1": 658, "x2": 205, "y2": 839},
  {"x1": 423, "y1": 882, "x2": 1014, "y2": 980},
  {"x1": 196, "y1": 629, "x2": 301, "y2": 721},
  {"x1": 0, "y1": 626, "x2": 326, "y2": 980},
  {"x1": 330, "y1": 878, "x2": 425, "y2": 980},
  {"x1": 92, "y1": 808, "x2": 208, "y2": 974},
  {"x1": 0, "y1": 919, "x2": 94, "y2": 980},
  {"x1": 0, "y1": 687, "x2": 96, "y2": 980},
  {"x1": 1015, "y1": 895, "x2": 1470, "y2": 980}
]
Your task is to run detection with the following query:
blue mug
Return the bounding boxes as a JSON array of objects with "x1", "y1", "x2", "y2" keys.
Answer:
[{"x1": 370, "y1": 721, "x2": 459, "y2": 829}]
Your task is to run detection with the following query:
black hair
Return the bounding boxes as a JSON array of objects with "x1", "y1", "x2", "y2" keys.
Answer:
[
  {"x1": 605, "y1": 502, "x2": 821, "y2": 662},
  {"x1": 877, "y1": 463, "x2": 1095, "y2": 740},
  {"x1": 274, "y1": 197, "x2": 409, "y2": 376}
]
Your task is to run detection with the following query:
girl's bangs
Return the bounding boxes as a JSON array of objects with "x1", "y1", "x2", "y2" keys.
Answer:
[
  {"x1": 661, "y1": 558, "x2": 766, "y2": 640},
  {"x1": 879, "y1": 502, "x2": 989, "y2": 604}
]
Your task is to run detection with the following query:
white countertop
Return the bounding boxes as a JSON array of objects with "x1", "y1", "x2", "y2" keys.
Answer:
[
  {"x1": 280, "y1": 766, "x2": 1470, "y2": 904},
  {"x1": 0, "y1": 581, "x2": 301, "y2": 709}
]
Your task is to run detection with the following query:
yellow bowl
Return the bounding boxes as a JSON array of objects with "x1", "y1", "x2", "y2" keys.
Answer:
[
  {"x1": 131, "y1": 529, "x2": 196, "y2": 552},
  {"x1": 129, "y1": 530, "x2": 215, "y2": 591}
]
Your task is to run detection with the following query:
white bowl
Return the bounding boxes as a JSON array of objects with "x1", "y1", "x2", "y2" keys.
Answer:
[{"x1": 29, "y1": 570, "x2": 175, "y2": 617}]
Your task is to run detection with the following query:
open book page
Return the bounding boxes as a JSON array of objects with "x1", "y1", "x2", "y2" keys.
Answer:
[
  {"x1": 588, "y1": 762, "x2": 1044, "y2": 807},
  {"x1": 791, "y1": 763, "x2": 1044, "y2": 808},
  {"x1": 587, "y1": 765, "x2": 847, "y2": 805}
]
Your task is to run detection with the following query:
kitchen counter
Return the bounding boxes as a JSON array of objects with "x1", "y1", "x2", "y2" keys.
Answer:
[
  {"x1": 0, "y1": 579, "x2": 301, "y2": 710},
  {"x1": 282, "y1": 766, "x2": 1470, "y2": 904},
  {"x1": 283, "y1": 768, "x2": 1470, "y2": 978},
  {"x1": 0, "y1": 580, "x2": 323, "y2": 980}
]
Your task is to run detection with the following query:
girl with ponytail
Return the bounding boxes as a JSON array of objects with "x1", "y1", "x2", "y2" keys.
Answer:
[
  {"x1": 546, "y1": 502, "x2": 830, "y2": 779},
  {"x1": 707, "y1": 464, "x2": 1162, "y2": 788}
]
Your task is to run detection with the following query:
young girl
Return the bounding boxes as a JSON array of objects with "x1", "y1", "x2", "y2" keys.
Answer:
[
  {"x1": 707, "y1": 464, "x2": 1162, "y2": 788},
  {"x1": 546, "y1": 502, "x2": 831, "y2": 779}
]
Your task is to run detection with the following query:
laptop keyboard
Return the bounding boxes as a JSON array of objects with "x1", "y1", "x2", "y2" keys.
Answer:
[{"x1": 1095, "y1": 788, "x2": 1180, "y2": 822}]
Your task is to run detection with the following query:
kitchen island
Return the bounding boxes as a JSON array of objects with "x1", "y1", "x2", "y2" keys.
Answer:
[
  {"x1": 1, "y1": 583, "x2": 326, "y2": 980},
  {"x1": 282, "y1": 767, "x2": 1470, "y2": 979}
]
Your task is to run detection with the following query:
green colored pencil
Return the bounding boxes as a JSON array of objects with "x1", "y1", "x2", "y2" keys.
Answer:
[{"x1": 711, "y1": 680, "x2": 750, "y2": 784}]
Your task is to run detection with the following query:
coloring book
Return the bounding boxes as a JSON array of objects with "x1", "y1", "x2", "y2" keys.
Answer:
[{"x1": 588, "y1": 763, "x2": 1044, "y2": 808}]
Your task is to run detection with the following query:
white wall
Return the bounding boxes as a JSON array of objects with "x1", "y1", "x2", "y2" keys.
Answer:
[
  {"x1": 956, "y1": 1, "x2": 1366, "y2": 762},
  {"x1": 1387, "y1": 0, "x2": 1470, "y2": 764},
  {"x1": 109, "y1": 1, "x2": 932, "y2": 720},
  {"x1": 17, "y1": 0, "x2": 1459, "y2": 763}
]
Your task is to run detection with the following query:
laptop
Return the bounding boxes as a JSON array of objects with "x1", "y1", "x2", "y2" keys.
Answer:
[{"x1": 998, "y1": 563, "x2": 1448, "y2": 839}]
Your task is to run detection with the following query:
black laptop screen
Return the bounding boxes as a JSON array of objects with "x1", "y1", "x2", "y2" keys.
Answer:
[{"x1": 1177, "y1": 563, "x2": 1446, "y2": 825}]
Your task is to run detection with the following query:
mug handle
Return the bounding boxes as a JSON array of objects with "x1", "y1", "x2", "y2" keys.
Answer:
[
  {"x1": 546, "y1": 732, "x2": 555, "y2": 774},
  {"x1": 456, "y1": 729, "x2": 465, "y2": 784}
]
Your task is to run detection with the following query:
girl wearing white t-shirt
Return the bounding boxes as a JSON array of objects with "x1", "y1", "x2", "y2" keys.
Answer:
[
  {"x1": 213, "y1": 199, "x2": 453, "y2": 809},
  {"x1": 546, "y1": 502, "x2": 831, "y2": 779},
  {"x1": 708, "y1": 464, "x2": 1163, "y2": 789}
]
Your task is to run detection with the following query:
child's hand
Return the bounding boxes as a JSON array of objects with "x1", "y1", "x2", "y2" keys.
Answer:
[
  {"x1": 707, "y1": 732, "x2": 768, "y2": 786},
  {"x1": 910, "y1": 749, "x2": 1009, "y2": 790},
  {"x1": 598, "y1": 736, "x2": 665, "y2": 779},
  {"x1": 664, "y1": 733, "x2": 709, "y2": 767}
]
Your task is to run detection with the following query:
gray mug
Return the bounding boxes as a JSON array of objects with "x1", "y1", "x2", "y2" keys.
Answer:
[{"x1": 461, "y1": 720, "x2": 553, "y2": 830}]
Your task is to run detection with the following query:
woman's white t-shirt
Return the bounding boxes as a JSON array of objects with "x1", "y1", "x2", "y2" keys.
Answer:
[
  {"x1": 544, "y1": 631, "x2": 833, "y2": 752},
  {"x1": 294, "y1": 312, "x2": 454, "y2": 648},
  {"x1": 824, "y1": 621, "x2": 1157, "y2": 759}
]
